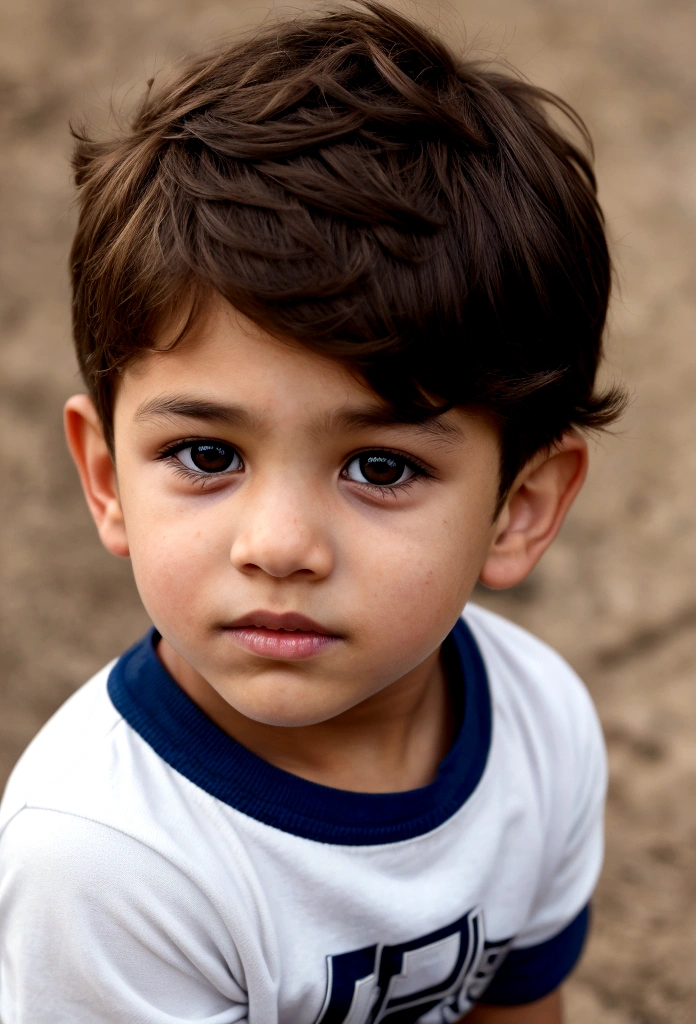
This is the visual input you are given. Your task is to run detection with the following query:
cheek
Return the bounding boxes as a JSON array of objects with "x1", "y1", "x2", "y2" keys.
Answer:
[
  {"x1": 120, "y1": 488, "x2": 226, "y2": 628},
  {"x1": 130, "y1": 535, "x2": 201, "y2": 631},
  {"x1": 349, "y1": 509, "x2": 489, "y2": 648}
]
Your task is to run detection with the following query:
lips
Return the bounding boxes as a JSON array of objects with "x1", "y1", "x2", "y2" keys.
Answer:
[
  {"x1": 228, "y1": 610, "x2": 334, "y2": 634},
  {"x1": 224, "y1": 610, "x2": 340, "y2": 660}
]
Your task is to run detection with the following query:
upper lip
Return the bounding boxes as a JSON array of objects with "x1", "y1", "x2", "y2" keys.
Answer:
[{"x1": 227, "y1": 610, "x2": 336, "y2": 635}]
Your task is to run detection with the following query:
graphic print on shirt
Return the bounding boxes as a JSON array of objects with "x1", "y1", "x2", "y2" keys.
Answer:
[{"x1": 315, "y1": 907, "x2": 512, "y2": 1024}]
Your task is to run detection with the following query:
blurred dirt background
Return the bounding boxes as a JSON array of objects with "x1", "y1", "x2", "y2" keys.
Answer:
[{"x1": 0, "y1": 0, "x2": 694, "y2": 1020}]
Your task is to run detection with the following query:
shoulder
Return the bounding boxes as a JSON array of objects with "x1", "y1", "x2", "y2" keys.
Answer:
[
  {"x1": 463, "y1": 601, "x2": 603, "y2": 759},
  {"x1": 0, "y1": 662, "x2": 120, "y2": 827},
  {"x1": 462, "y1": 602, "x2": 606, "y2": 851},
  {"x1": 0, "y1": 653, "x2": 197, "y2": 864},
  {"x1": 463, "y1": 600, "x2": 587, "y2": 695}
]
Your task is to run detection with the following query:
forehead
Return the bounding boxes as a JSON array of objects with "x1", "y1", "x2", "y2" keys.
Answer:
[
  {"x1": 116, "y1": 301, "x2": 469, "y2": 448},
  {"x1": 122, "y1": 302, "x2": 370, "y2": 413}
]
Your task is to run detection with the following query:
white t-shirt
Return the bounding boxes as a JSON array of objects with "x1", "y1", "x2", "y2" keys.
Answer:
[{"x1": 0, "y1": 604, "x2": 606, "y2": 1024}]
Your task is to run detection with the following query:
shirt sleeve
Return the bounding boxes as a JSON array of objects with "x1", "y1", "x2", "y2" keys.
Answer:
[
  {"x1": 0, "y1": 807, "x2": 249, "y2": 1024},
  {"x1": 476, "y1": 904, "x2": 590, "y2": 1005}
]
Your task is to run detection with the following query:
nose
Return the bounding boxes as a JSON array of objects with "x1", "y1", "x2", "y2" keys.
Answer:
[{"x1": 229, "y1": 478, "x2": 334, "y2": 580}]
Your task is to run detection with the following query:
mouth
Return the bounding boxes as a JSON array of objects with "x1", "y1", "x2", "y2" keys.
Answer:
[{"x1": 223, "y1": 610, "x2": 341, "y2": 660}]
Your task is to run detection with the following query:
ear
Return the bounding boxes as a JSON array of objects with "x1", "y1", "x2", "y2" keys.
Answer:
[
  {"x1": 64, "y1": 394, "x2": 130, "y2": 558},
  {"x1": 479, "y1": 432, "x2": 588, "y2": 590}
]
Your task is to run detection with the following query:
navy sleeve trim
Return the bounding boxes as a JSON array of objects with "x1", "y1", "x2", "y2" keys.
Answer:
[{"x1": 478, "y1": 905, "x2": 590, "y2": 1006}]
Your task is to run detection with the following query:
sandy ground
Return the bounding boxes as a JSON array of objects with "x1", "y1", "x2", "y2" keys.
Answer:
[{"x1": 0, "y1": 0, "x2": 694, "y2": 1020}]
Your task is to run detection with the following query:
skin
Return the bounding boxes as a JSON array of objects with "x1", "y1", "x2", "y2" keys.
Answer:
[
  {"x1": 66, "y1": 299, "x2": 587, "y2": 1022},
  {"x1": 467, "y1": 992, "x2": 563, "y2": 1023}
]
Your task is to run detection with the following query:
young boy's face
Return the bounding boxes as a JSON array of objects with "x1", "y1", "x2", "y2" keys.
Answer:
[{"x1": 100, "y1": 301, "x2": 503, "y2": 727}]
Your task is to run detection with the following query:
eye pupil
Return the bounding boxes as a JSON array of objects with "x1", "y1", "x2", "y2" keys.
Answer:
[
  {"x1": 359, "y1": 454, "x2": 402, "y2": 485},
  {"x1": 190, "y1": 444, "x2": 233, "y2": 472}
]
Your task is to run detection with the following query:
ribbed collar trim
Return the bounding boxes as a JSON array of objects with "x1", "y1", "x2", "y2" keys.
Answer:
[{"x1": 107, "y1": 617, "x2": 491, "y2": 846}]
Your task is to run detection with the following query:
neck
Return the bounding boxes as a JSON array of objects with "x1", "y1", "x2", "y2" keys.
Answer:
[{"x1": 157, "y1": 640, "x2": 453, "y2": 793}]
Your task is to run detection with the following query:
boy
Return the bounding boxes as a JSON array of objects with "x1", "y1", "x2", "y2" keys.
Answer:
[{"x1": 0, "y1": 3, "x2": 624, "y2": 1021}]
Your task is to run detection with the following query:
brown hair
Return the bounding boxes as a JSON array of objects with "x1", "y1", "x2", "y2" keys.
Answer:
[{"x1": 70, "y1": 0, "x2": 624, "y2": 502}]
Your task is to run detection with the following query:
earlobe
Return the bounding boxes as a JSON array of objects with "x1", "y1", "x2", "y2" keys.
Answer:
[
  {"x1": 479, "y1": 433, "x2": 588, "y2": 591},
  {"x1": 64, "y1": 395, "x2": 130, "y2": 558}
]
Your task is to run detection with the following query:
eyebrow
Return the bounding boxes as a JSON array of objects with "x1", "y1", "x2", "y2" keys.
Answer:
[
  {"x1": 315, "y1": 406, "x2": 465, "y2": 447},
  {"x1": 134, "y1": 394, "x2": 464, "y2": 447},
  {"x1": 134, "y1": 396, "x2": 266, "y2": 434}
]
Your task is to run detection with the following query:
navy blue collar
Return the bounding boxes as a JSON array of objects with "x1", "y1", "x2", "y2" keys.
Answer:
[{"x1": 107, "y1": 618, "x2": 491, "y2": 846}]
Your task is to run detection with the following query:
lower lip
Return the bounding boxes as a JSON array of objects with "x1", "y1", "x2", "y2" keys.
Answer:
[{"x1": 226, "y1": 627, "x2": 340, "y2": 660}]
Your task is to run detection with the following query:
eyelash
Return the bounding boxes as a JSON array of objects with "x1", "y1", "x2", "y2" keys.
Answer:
[
  {"x1": 156, "y1": 438, "x2": 243, "y2": 488},
  {"x1": 341, "y1": 450, "x2": 432, "y2": 496},
  {"x1": 155, "y1": 439, "x2": 433, "y2": 493}
]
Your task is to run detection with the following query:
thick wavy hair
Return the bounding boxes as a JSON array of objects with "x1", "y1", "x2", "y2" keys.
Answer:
[{"x1": 70, "y1": 0, "x2": 624, "y2": 503}]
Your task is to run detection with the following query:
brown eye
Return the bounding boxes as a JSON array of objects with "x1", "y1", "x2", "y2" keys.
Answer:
[
  {"x1": 175, "y1": 443, "x2": 242, "y2": 474},
  {"x1": 344, "y1": 452, "x2": 415, "y2": 487}
]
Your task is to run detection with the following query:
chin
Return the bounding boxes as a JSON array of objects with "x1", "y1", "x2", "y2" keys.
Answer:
[
  {"x1": 226, "y1": 684, "x2": 357, "y2": 729},
  {"x1": 238, "y1": 703, "x2": 344, "y2": 729}
]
